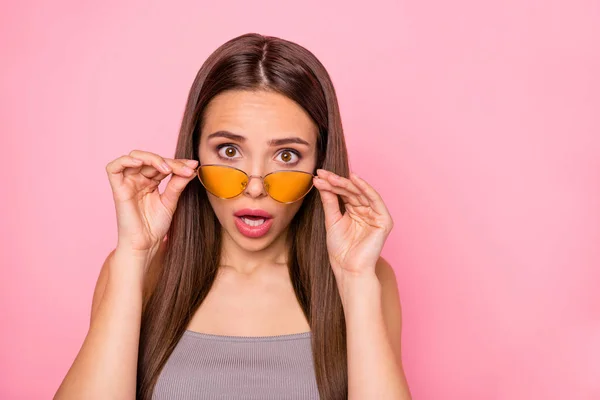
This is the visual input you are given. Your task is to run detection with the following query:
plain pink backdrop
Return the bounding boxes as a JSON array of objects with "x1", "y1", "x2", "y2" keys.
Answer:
[{"x1": 1, "y1": 0, "x2": 599, "y2": 398}]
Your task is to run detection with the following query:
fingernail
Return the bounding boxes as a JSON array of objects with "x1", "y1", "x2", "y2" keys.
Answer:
[
  {"x1": 182, "y1": 166, "x2": 194, "y2": 175},
  {"x1": 185, "y1": 159, "x2": 199, "y2": 168},
  {"x1": 161, "y1": 162, "x2": 171, "y2": 172}
]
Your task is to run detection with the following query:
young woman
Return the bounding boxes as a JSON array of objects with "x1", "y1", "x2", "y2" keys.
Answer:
[{"x1": 55, "y1": 33, "x2": 411, "y2": 400}]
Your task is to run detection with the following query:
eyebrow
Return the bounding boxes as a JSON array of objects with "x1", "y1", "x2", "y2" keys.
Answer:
[{"x1": 206, "y1": 130, "x2": 311, "y2": 147}]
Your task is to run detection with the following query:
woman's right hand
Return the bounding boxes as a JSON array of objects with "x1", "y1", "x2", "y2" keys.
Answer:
[{"x1": 105, "y1": 150, "x2": 198, "y2": 256}]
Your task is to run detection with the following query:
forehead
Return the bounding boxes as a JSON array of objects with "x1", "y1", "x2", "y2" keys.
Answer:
[{"x1": 200, "y1": 90, "x2": 318, "y2": 144}]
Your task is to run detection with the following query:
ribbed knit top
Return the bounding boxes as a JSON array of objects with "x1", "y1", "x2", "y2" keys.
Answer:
[{"x1": 152, "y1": 329, "x2": 320, "y2": 399}]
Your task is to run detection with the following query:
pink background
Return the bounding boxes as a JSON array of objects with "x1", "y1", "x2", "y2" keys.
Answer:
[{"x1": 1, "y1": 0, "x2": 599, "y2": 398}]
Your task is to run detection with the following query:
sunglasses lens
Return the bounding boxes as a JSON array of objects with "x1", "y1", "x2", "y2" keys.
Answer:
[
  {"x1": 264, "y1": 171, "x2": 314, "y2": 203},
  {"x1": 197, "y1": 165, "x2": 248, "y2": 198}
]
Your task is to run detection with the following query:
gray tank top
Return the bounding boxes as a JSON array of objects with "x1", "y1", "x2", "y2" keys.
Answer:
[{"x1": 152, "y1": 330, "x2": 320, "y2": 399}]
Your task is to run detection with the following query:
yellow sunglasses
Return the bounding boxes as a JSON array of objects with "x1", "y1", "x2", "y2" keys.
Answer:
[{"x1": 193, "y1": 164, "x2": 316, "y2": 204}]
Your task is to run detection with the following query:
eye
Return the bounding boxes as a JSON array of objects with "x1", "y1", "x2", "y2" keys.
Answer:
[
  {"x1": 276, "y1": 149, "x2": 301, "y2": 165},
  {"x1": 217, "y1": 144, "x2": 241, "y2": 160}
]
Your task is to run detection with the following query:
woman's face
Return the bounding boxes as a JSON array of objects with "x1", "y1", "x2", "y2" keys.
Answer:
[{"x1": 198, "y1": 89, "x2": 319, "y2": 252}]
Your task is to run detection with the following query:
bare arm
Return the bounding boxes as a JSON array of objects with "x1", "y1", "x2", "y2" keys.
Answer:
[
  {"x1": 89, "y1": 249, "x2": 114, "y2": 326},
  {"x1": 54, "y1": 248, "x2": 153, "y2": 400},
  {"x1": 342, "y1": 257, "x2": 412, "y2": 399},
  {"x1": 54, "y1": 151, "x2": 195, "y2": 399},
  {"x1": 310, "y1": 166, "x2": 410, "y2": 397},
  {"x1": 90, "y1": 239, "x2": 166, "y2": 327}
]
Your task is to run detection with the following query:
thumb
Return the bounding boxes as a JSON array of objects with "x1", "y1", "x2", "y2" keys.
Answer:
[
  {"x1": 315, "y1": 181, "x2": 343, "y2": 230},
  {"x1": 160, "y1": 161, "x2": 197, "y2": 213}
]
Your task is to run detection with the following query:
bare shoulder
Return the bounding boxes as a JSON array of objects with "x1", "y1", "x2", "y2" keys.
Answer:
[
  {"x1": 374, "y1": 256, "x2": 404, "y2": 361},
  {"x1": 90, "y1": 241, "x2": 167, "y2": 325}
]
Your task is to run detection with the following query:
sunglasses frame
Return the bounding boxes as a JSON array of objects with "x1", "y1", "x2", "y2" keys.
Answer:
[{"x1": 193, "y1": 163, "x2": 317, "y2": 204}]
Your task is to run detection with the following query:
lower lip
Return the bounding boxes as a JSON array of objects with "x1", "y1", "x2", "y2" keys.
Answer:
[{"x1": 234, "y1": 216, "x2": 274, "y2": 238}]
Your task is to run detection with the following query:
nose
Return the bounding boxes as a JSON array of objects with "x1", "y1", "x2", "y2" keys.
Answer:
[{"x1": 243, "y1": 174, "x2": 267, "y2": 199}]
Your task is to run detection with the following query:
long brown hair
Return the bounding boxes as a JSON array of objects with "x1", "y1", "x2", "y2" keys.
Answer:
[{"x1": 137, "y1": 33, "x2": 350, "y2": 399}]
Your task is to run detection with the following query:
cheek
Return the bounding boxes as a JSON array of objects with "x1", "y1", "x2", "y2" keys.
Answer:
[
  {"x1": 275, "y1": 202, "x2": 303, "y2": 226},
  {"x1": 206, "y1": 195, "x2": 229, "y2": 223}
]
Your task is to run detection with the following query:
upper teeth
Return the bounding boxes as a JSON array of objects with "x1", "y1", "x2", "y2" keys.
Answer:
[{"x1": 241, "y1": 217, "x2": 265, "y2": 226}]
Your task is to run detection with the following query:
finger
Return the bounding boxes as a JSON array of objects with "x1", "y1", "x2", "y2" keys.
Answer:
[
  {"x1": 128, "y1": 164, "x2": 163, "y2": 179},
  {"x1": 160, "y1": 161, "x2": 199, "y2": 213},
  {"x1": 137, "y1": 159, "x2": 195, "y2": 180},
  {"x1": 350, "y1": 172, "x2": 391, "y2": 216},
  {"x1": 125, "y1": 158, "x2": 197, "y2": 180},
  {"x1": 317, "y1": 169, "x2": 369, "y2": 206},
  {"x1": 317, "y1": 169, "x2": 363, "y2": 195},
  {"x1": 313, "y1": 176, "x2": 364, "y2": 208},
  {"x1": 106, "y1": 155, "x2": 144, "y2": 174},
  {"x1": 128, "y1": 150, "x2": 174, "y2": 175},
  {"x1": 314, "y1": 177, "x2": 343, "y2": 229},
  {"x1": 106, "y1": 155, "x2": 144, "y2": 187},
  {"x1": 167, "y1": 159, "x2": 198, "y2": 178},
  {"x1": 122, "y1": 153, "x2": 171, "y2": 179}
]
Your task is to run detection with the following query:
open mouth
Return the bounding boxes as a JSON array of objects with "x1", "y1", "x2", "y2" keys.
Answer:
[
  {"x1": 239, "y1": 216, "x2": 267, "y2": 226},
  {"x1": 233, "y1": 209, "x2": 274, "y2": 238},
  {"x1": 234, "y1": 215, "x2": 273, "y2": 238}
]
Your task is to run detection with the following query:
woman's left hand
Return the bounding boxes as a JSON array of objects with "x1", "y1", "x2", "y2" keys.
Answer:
[{"x1": 313, "y1": 169, "x2": 394, "y2": 278}]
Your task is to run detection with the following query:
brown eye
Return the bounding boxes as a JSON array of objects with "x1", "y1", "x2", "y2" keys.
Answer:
[
  {"x1": 217, "y1": 144, "x2": 241, "y2": 160},
  {"x1": 225, "y1": 147, "x2": 236, "y2": 157},
  {"x1": 277, "y1": 150, "x2": 300, "y2": 165}
]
